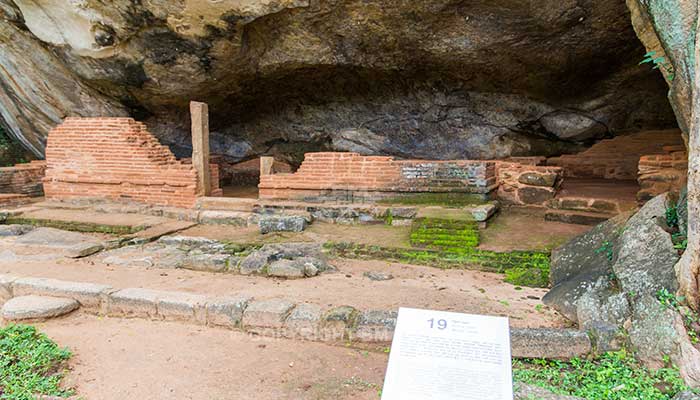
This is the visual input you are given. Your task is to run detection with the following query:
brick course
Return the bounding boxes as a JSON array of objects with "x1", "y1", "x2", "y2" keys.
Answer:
[
  {"x1": 259, "y1": 152, "x2": 497, "y2": 200},
  {"x1": 0, "y1": 160, "x2": 45, "y2": 197},
  {"x1": 637, "y1": 146, "x2": 688, "y2": 202},
  {"x1": 43, "y1": 117, "x2": 221, "y2": 208}
]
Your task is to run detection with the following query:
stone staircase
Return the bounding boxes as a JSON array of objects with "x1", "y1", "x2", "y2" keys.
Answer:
[{"x1": 544, "y1": 178, "x2": 639, "y2": 225}]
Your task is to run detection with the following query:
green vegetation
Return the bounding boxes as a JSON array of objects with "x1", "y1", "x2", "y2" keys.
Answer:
[
  {"x1": 657, "y1": 288, "x2": 700, "y2": 344},
  {"x1": 665, "y1": 203, "x2": 688, "y2": 253},
  {"x1": 504, "y1": 266, "x2": 549, "y2": 288},
  {"x1": 0, "y1": 325, "x2": 73, "y2": 399},
  {"x1": 377, "y1": 193, "x2": 488, "y2": 207},
  {"x1": 640, "y1": 50, "x2": 675, "y2": 81},
  {"x1": 595, "y1": 240, "x2": 614, "y2": 262},
  {"x1": 0, "y1": 126, "x2": 28, "y2": 168},
  {"x1": 324, "y1": 242, "x2": 550, "y2": 287},
  {"x1": 410, "y1": 218, "x2": 480, "y2": 249},
  {"x1": 514, "y1": 350, "x2": 691, "y2": 400}
]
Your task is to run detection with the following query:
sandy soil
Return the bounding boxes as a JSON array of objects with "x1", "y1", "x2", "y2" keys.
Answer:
[
  {"x1": 35, "y1": 314, "x2": 388, "y2": 400},
  {"x1": 479, "y1": 207, "x2": 590, "y2": 252},
  {"x1": 1, "y1": 257, "x2": 566, "y2": 328}
]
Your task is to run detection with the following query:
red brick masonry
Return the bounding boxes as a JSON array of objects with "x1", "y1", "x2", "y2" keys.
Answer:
[
  {"x1": 259, "y1": 152, "x2": 498, "y2": 200},
  {"x1": 0, "y1": 160, "x2": 46, "y2": 197},
  {"x1": 43, "y1": 118, "x2": 221, "y2": 208}
]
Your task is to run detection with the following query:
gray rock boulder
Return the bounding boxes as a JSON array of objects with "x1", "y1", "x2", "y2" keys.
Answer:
[
  {"x1": 543, "y1": 212, "x2": 632, "y2": 321},
  {"x1": 673, "y1": 391, "x2": 700, "y2": 400},
  {"x1": 0, "y1": 224, "x2": 34, "y2": 237},
  {"x1": 240, "y1": 243, "x2": 332, "y2": 278},
  {"x1": 612, "y1": 194, "x2": 679, "y2": 297}
]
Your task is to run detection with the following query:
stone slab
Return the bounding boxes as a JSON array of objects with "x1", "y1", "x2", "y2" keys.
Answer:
[
  {"x1": 13, "y1": 227, "x2": 104, "y2": 258},
  {"x1": 511, "y1": 328, "x2": 591, "y2": 359},
  {"x1": 243, "y1": 298, "x2": 295, "y2": 331},
  {"x1": 156, "y1": 291, "x2": 207, "y2": 323},
  {"x1": 352, "y1": 310, "x2": 397, "y2": 342},
  {"x1": 544, "y1": 210, "x2": 613, "y2": 226},
  {"x1": 285, "y1": 303, "x2": 323, "y2": 339},
  {"x1": 107, "y1": 288, "x2": 160, "y2": 318},
  {"x1": 206, "y1": 295, "x2": 253, "y2": 328},
  {"x1": 0, "y1": 274, "x2": 17, "y2": 302},
  {"x1": 12, "y1": 277, "x2": 113, "y2": 309},
  {"x1": 2, "y1": 295, "x2": 79, "y2": 321}
]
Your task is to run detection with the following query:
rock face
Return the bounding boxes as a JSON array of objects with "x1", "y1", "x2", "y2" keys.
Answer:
[
  {"x1": 545, "y1": 194, "x2": 700, "y2": 386},
  {"x1": 0, "y1": 0, "x2": 676, "y2": 163}
]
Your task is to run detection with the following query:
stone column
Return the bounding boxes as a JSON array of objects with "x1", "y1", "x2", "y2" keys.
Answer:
[
  {"x1": 190, "y1": 101, "x2": 211, "y2": 196},
  {"x1": 260, "y1": 156, "x2": 274, "y2": 176}
]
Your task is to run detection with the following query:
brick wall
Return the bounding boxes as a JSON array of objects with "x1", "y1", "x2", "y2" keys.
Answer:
[
  {"x1": 259, "y1": 152, "x2": 497, "y2": 201},
  {"x1": 44, "y1": 118, "x2": 221, "y2": 208},
  {"x1": 547, "y1": 130, "x2": 684, "y2": 179},
  {"x1": 496, "y1": 162, "x2": 563, "y2": 206},
  {"x1": 0, "y1": 160, "x2": 45, "y2": 197},
  {"x1": 637, "y1": 145, "x2": 688, "y2": 202}
]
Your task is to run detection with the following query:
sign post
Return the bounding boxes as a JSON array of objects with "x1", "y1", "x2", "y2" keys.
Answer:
[{"x1": 381, "y1": 308, "x2": 513, "y2": 400}]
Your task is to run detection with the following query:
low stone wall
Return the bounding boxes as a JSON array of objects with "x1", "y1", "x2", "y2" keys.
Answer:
[
  {"x1": 496, "y1": 162, "x2": 563, "y2": 206},
  {"x1": 637, "y1": 145, "x2": 688, "y2": 202},
  {"x1": 259, "y1": 152, "x2": 497, "y2": 201},
  {"x1": 43, "y1": 118, "x2": 221, "y2": 208},
  {"x1": 0, "y1": 160, "x2": 45, "y2": 197}
]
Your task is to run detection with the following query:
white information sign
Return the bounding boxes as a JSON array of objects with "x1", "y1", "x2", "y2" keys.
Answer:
[{"x1": 381, "y1": 308, "x2": 513, "y2": 400}]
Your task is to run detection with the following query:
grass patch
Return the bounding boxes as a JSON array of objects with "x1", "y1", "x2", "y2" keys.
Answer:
[
  {"x1": 324, "y1": 241, "x2": 550, "y2": 286},
  {"x1": 0, "y1": 324, "x2": 73, "y2": 399},
  {"x1": 377, "y1": 193, "x2": 488, "y2": 207},
  {"x1": 514, "y1": 350, "x2": 692, "y2": 400}
]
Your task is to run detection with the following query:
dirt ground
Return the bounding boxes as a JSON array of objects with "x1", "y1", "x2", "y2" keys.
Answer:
[
  {"x1": 1, "y1": 257, "x2": 566, "y2": 328},
  {"x1": 35, "y1": 314, "x2": 388, "y2": 400}
]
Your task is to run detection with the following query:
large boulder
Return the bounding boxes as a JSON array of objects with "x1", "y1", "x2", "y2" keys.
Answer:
[{"x1": 0, "y1": 0, "x2": 676, "y2": 162}]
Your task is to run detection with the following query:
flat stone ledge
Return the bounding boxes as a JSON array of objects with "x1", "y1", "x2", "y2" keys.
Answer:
[
  {"x1": 107, "y1": 288, "x2": 160, "y2": 318},
  {"x1": 206, "y1": 295, "x2": 253, "y2": 328},
  {"x1": 2, "y1": 295, "x2": 79, "y2": 321},
  {"x1": 243, "y1": 298, "x2": 296, "y2": 331},
  {"x1": 285, "y1": 303, "x2": 323, "y2": 340},
  {"x1": 0, "y1": 274, "x2": 18, "y2": 302},
  {"x1": 157, "y1": 291, "x2": 207, "y2": 323},
  {"x1": 511, "y1": 328, "x2": 592, "y2": 359},
  {"x1": 12, "y1": 277, "x2": 113, "y2": 309}
]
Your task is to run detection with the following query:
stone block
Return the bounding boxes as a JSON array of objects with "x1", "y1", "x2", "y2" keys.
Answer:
[
  {"x1": 517, "y1": 186, "x2": 556, "y2": 205},
  {"x1": 518, "y1": 171, "x2": 558, "y2": 187},
  {"x1": 352, "y1": 310, "x2": 397, "y2": 342},
  {"x1": 2, "y1": 295, "x2": 79, "y2": 321},
  {"x1": 320, "y1": 305, "x2": 358, "y2": 341},
  {"x1": 259, "y1": 215, "x2": 308, "y2": 234},
  {"x1": 12, "y1": 277, "x2": 113, "y2": 309},
  {"x1": 157, "y1": 291, "x2": 207, "y2": 323},
  {"x1": 0, "y1": 274, "x2": 17, "y2": 302},
  {"x1": 511, "y1": 328, "x2": 591, "y2": 359},
  {"x1": 198, "y1": 210, "x2": 249, "y2": 226},
  {"x1": 267, "y1": 259, "x2": 306, "y2": 279},
  {"x1": 285, "y1": 303, "x2": 323, "y2": 340},
  {"x1": 206, "y1": 295, "x2": 252, "y2": 328},
  {"x1": 243, "y1": 298, "x2": 295, "y2": 332},
  {"x1": 108, "y1": 288, "x2": 159, "y2": 318}
]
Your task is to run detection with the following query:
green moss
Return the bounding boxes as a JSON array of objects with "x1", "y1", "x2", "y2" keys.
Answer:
[
  {"x1": 5, "y1": 217, "x2": 141, "y2": 235},
  {"x1": 504, "y1": 267, "x2": 549, "y2": 288},
  {"x1": 410, "y1": 217, "x2": 480, "y2": 250},
  {"x1": 377, "y1": 193, "x2": 488, "y2": 207},
  {"x1": 324, "y1": 241, "x2": 550, "y2": 286}
]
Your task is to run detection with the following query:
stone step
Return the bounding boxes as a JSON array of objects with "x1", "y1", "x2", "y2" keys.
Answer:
[
  {"x1": 544, "y1": 210, "x2": 615, "y2": 226},
  {"x1": 548, "y1": 197, "x2": 636, "y2": 214},
  {"x1": 196, "y1": 197, "x2": 257, "y2": 212},
  {"x1": 1, "y1": 295, "x2": 79, "y2": 321}
]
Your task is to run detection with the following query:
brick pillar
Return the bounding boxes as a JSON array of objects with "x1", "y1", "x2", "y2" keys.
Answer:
[
  {"x1": 260, "y1": 156, "x2": 274, "y2": 176},
  {"x1": 191, "y1": 101, "x2": 211, "y2": 196}
]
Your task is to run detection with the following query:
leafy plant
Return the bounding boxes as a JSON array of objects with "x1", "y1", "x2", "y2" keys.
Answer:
[
  {"x1": 640, "y1": 51, "x2": 675, "y2": 81},
  {"x1": 514, "y1": 350, "x2": 690, "y2": 400},
  {"x1": 595, "y1": 240, "x2": 614, "y2": 262},
  {"x1": 0, "y1": 324, "x2": 73, "y2": 399},
  {"x1": 656, "y1": 288, "x2": 699, "y2": 344}
]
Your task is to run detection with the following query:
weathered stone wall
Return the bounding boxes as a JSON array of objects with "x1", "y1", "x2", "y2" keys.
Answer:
[
  {"x1": 496, "y1": 163, "x2": 563, "y2": 206},
  {"x1": 547, "y1": 130, "x2": 685, "y2": 180},
  {"x1": 637, "y1": 146, "x2": 688, "y2": 202},
  {"x1": 259, "y1": 152, "x2": 497, "y2": 201},
  {"x1": 0, "y1": 160, "x2": 45, "y2": 197},
  {"x1": 43, "y1": 118, "x2": 221, "y2": 208}
]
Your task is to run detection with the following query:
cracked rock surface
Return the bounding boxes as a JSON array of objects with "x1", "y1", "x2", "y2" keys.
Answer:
[{"x1": 0, "y1": 0, "x2": 676, "y2": 162}]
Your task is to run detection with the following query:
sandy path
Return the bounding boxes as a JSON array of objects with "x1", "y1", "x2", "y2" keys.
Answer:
[
  {"x1": 2, "y1": 257, "x2": 565, "y2": 328},
  {"x1": 35, "y1": 314, "x2": 388, "y2": 400}
]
